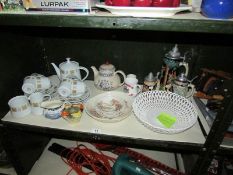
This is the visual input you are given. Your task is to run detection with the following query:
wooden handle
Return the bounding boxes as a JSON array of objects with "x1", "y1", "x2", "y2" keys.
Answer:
[
  {"x1": 194, "y1": 91, "x2": 224, "y2": 101},
  {"x1": 212, "y1": 95, "x2": 224, "y2": 101}
]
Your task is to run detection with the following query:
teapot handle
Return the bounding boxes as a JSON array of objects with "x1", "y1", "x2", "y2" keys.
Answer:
[
  {"x1": 115, "y1": 70, "x2": 126, "y2": 87},
  {"x1": 186, "y1": 84, "x2": 195, "y2": 98},
  {"x1": 179, "y1": 62, "x2": 189, "y2": 76},
  {"x1": 78, "y1": 66, "x2": 89, "y2": 81}
]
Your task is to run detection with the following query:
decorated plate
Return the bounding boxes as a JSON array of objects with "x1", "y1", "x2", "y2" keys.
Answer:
[{"x1": 85, "y1": 91, "x2": 133, "y2": 122}]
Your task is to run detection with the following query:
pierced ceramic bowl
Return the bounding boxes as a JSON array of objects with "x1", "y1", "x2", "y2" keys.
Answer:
[{"x1": 132, "y1": 90, "x2": 198, "y2": 134}]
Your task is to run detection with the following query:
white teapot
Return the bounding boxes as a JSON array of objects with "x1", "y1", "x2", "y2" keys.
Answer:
[
  {"x1": 91, "y1": 62, "x2": 126, "y2": 91},
  {"x1": 51, "y1": 58, "x2": 89, "y2": 81}
]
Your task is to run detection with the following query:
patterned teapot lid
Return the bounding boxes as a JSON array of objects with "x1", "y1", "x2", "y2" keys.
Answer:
[{"x1": 99, "y1": 62, "x2": 115, "y2": 72}]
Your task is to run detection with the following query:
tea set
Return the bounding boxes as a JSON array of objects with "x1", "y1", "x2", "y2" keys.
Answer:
[{"x1": 8, "y1": 46, "x2": 196, "y2": 122}]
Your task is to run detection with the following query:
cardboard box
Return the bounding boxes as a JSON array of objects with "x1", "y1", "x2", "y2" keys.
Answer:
[{"x1": 22, "y1": 0, "x2": 98, "y2": 13}]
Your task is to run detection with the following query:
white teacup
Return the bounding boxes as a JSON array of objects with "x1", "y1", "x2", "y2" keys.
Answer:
[
  {"x1": 41, "y1": 100, "x2": 65, "y2": 119},
  {"x1": 58, "y1": 78, "x2": 86, "y2": 98},
  {"x1": 57, "y1": 81, "x2": 72, "y2": 98},
  {"x1": 29, "y1": 92, "x2": 51, "y2": 115},
  {"x1": 22, "y1": 75, "x2": 51, "y2": 94},
  {"x1": 8, "y1": 96, "x2": 31, "y2": 118},
  {"x1": 70, "y1": 81, "x2": 86, "y2": 97}
]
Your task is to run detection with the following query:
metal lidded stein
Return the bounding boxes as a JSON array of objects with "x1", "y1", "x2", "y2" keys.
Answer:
[
  {"x1": 171, "y1": 73, "x2": 195, "y2": 98},
  {"x1": 162, "y1": 44, "x2": 190, "y2": 86},
  {"x1": 91, "y1": 62, "x2": 126, "y2": 91}
]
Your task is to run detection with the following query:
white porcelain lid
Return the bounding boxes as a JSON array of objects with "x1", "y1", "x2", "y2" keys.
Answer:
[{"x1": 59, "y1": 58, "x2": 78, "y2": 71}]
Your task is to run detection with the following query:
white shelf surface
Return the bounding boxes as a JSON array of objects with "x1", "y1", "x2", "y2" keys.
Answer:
[
  {"x1": 29, "y1": 138, "x2": 184, "y2": 175},
  {"x1": 221, "y1": 138, "x2": 233, "y2": 149},
  {"x1": 0, "y1": 166, "x2": 17, "y2": 175},
  {"x1": 2, "y1": 80, "x2": 206, "y2": 145},
  {"x1": 190, "y1": 98, "x2": 210, "y2": 135}
]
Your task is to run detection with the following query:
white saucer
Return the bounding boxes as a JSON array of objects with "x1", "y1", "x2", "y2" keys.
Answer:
[
  {"x1": 96, "y1": 3, "x2": 192, "y2": 17},
  {"x1": 58, "y1": 87, "x2": 90, "y2": 103}
]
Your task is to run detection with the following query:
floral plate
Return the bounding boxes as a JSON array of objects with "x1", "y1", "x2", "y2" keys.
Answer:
[{"x1": 85, "y1": 91, "x2": 133, "y2": 123}]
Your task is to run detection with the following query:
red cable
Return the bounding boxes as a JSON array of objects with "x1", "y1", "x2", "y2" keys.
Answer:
[{"x1": 60, "y1": 144, "x2": 116, "y2": 175}]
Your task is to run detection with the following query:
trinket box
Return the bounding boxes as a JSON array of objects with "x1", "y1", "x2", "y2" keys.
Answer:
[{"x1": 61, "y1": 103, "x2": 84, "y2": 124}]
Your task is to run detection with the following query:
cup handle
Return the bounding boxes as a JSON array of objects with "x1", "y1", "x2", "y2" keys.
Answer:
[
  {"x1": 79, "y1": 66, "x2": 89, "y2": 81},
  {"x1": 115, "y1": 70, "x2": 126, "y2": 87},
  {"x1": 179, "y1": 62, "x2": 189, "y2": 76},
  {"x1": 186, "y1": 84, "x2": 195, "y2": 98},
  {"x1": 136, "y1": 85, "x2": 142, "y2": 93},
  {"x1": 43, "y1": 94, "x2": 51, "y2": 101}
]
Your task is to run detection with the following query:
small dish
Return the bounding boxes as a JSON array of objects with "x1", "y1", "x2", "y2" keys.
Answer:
[
  {"x1": 61, "y1": 103, "x2": 84, "y2": 124},
  {"x1": 85, "y1": 91, "x2": 133, "y2": 122},
  {"x1": 41, "y1": 100, "x2": 64, "y2": 120}
]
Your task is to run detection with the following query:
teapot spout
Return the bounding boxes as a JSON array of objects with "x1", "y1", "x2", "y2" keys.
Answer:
[
  {"x1": 91, "y1": 66, "x2": 99, "y2": 78},
  {"x1": 51, "y1": 63, "x2": 61, "y2": 79}
]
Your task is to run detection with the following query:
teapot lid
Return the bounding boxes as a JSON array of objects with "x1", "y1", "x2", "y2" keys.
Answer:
[
  {"x1": 60, "y1": 58, "x2": 78, "y2": 70},
  {"x1": 99, "y1": 62, "x2": 115, "y2": 71}
]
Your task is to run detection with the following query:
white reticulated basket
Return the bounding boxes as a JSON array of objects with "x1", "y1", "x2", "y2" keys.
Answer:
[{"x1": 132, "y1": 91, "x2": 198, "y2": 134}]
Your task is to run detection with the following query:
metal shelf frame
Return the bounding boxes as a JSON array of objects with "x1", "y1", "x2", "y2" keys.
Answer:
[
  {"x1": 0, "y1": 12, "x2": 233, "y2": 34},
  {"x1": 0, "y1": 12, "x2": 233, "y2": 175}
]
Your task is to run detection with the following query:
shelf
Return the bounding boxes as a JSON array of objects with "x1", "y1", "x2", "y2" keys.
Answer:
[
  {"x1": 0, "y1": 11, "x2": 233, "y2": 34},
  {"x1": 0, "y1": 166, "x2": 17, "y2": 175},
  {"x1": 28, "y1": 138, "x2": 185, "y2": 175},
  {"x1": 2, "y1": 80, "x2": 207, "y2": 152}
]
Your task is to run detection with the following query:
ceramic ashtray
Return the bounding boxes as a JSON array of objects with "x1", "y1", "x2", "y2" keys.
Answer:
[{"x1": 61, "y1": 103, "x2": 84, "y2": 124}]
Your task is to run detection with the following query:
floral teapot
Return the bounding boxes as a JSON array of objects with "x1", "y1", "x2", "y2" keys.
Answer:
[
  {"x1": 51, "y1": 57, "x2": 89, "y2": 81},
  {"x1": 91, "y1": 62, "x2": 126, "y2": 91}
]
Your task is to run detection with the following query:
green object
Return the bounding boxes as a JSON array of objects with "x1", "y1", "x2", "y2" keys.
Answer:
[
  {"x1": 157, "y1": 112, "x2": 176, "y2": 128},
  {"x1": 112, "y1": 154, "x2": 153, "y2": 175}
]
